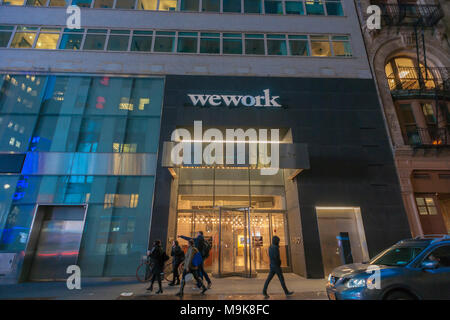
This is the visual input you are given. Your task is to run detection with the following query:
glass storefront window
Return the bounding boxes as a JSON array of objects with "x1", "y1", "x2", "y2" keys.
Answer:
[
  {"x1": 223, "y1": 0, "x2": 241, "y2": 12},
  {"x1": 200, "y1": 32, "x2": 220, "y2": 54},
  {"x1": 264, "y1": 0, "x2": 282, "y2": 14},
  {"x1": 153, "y1": 31, "x2": 175, "y2": 52},
  {"x1": 177, "y1": 32, "x2": 198, "y2": 53},
  {"x1": 180, "y1": 0, "x2": 198, "y2": 11},
  {"x1": 245, "y1": 34, "x2": 264, "y2": 55},
  {"x1": 83, "y1": 29, "x2": 107, "y2": 51},
  {"x1": 71, "y1": 0, "x2": 92, "y2": 7},
  {"x1": 107, "y1": 30, "x2": 130, "y2": 51},
  {"x1": 2, "y1": 0, "x2": 25, "y2": 5},
  {"x1": 59, "y1": 29, "x2": 84, "y2": 50},
  {"x1": 48, "y1": 0, "x2": 65, "y2": 6},
  {"x1": 223, "y1": 33, "x2": 242, "y2": 54},
  {"x1": 305, "y1": 0, "x2": 324, "y2": 15},
  {"x1": 115, "y1": 0, "x2": 135, "y2": 8},
  {"x1": 130, "y1": 30, "x2": 153, "y2": 52},
  {"x1": 288, "y1": 35, "x2": 309, "y2": 56},
  {"x1": 26, "y1": 0, "x2": 46, "y2": 5},
  {"x1": 310, "y1": 35, "x2": 331, "y2": 56},
  {"x1": 267, "y1": 34, "x2": 287, "y2": 56},
  {"x1": 285, "y1": 1, "x2": 304, "y2": 14},
  {"x1": 0, "y1": 26, "x2": 14, "y2": 47},
  {"x1": 244, "y1": 0, "x2": 262, "y2": 13},
  {"x1": 202, "y1": 0, "x2": 219, "y2": 12}
]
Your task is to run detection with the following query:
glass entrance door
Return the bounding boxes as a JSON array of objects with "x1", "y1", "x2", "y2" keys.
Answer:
[{"x1": 218, "y1": 207, "x2": 254, "y2": 277}]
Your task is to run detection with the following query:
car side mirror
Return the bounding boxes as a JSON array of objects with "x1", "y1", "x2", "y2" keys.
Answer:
[{"x1": 421, "y1": 260, "x2": 439, "y2": 270}]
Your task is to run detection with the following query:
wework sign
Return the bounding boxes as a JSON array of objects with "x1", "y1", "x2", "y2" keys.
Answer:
[{"x1": 187, "y1": 89, "x2": 282, "y2": 108}]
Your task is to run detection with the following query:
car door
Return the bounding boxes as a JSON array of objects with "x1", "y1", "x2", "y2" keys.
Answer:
[{"x1": 412, "y1": 244, "x2": 450, "y2": 299}]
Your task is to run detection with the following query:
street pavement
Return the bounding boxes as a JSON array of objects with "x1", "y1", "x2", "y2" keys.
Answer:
[{"x1": 0, "y1": 273, "x2": 327, "y2": 300}]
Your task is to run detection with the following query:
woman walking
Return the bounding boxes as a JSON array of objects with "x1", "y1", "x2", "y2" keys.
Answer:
[
  {"x1": 147, "y1": 240, "x2": 165, "y2": 294},
  {"x1": 169, "y1": 240, "x2": 185, "y2": 286}
]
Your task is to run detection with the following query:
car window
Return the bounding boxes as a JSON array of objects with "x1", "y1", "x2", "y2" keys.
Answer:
[
  {"x1": 424, "y1": 245, "x2": 450, "y2": 268},
  {"x1": 370, "y1": 246, "x2": 425, "y2": 266}
]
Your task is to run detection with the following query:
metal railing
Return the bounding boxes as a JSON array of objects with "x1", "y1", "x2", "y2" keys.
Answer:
[
  {"x1": 386, "y1": 66, "x2": 450, "y2": 98},
  {"x1": 405, "y1": 126, "x2": 450, "y2": 147},
  {"x1": 370, "y1": 2, "x2": 444, "y2": 27}
]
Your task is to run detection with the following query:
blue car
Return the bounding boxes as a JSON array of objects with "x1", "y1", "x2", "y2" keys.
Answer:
[{"x1": 326, "y1": 235, "x2": 450, "y2": 300}]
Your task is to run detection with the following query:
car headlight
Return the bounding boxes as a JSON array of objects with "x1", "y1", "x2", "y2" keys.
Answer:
[{"x1": 345, "y1": 278, "x2": 366, "y2": 288}]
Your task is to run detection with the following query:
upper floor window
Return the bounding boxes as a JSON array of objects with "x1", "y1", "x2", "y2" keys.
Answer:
[{"x1": 385, "y1": 57, "x2": 436, "y2": 91}]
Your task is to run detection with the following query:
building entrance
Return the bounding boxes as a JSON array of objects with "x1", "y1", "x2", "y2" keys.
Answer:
[{"x1": 172, "y1": 167, "x2": 290, "y2": 277}]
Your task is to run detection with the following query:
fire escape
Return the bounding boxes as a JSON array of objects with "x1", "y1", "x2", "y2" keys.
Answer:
[{"x1": 370, "y1": 1, "x2": 449, "y2": 148}]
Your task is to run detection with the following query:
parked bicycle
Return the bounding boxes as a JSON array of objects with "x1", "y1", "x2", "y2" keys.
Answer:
[{"x1": 136, "y1": 257, "x2": 184, "y2": 283}]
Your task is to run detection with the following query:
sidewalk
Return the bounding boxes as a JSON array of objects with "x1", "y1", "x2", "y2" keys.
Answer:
[{"x1": 0, "y1": 273, "x2": 327, "y2": 300}]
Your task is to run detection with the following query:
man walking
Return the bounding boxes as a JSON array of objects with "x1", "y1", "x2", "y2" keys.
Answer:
[
  {"x1": 262, "y1": 236, "x2": 294, "y2": 298},
  {"x1": 179, "y1": 231, "x2": 212, "y2": 289},
  {"x1": 169, "y1": 240, "x2": 185, "y2": 286},
  {"x1": 176, "y1": 239, "x2": 208, "y2": 297}
]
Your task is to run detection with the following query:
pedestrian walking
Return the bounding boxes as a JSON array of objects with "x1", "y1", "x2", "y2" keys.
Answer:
[
  {"x1": 169, "y1": 240, "x2": 185, "y2": 286},
  {"x1": 262, "y1": 236, "x2": 294, "y2": 298},
  {"x1": 176, "y1": 239, "x2": 208, "y2": 297},
  {"x1": 146, "y1": 240, "x2": 167, "y2": 294},
  {"x1": 179, "y1": 231, "x2": 212, "y2": 289}
]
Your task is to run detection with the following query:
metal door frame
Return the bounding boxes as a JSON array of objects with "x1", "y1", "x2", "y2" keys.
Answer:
[{"x1": 19, "y1": 203, "x2": 88, "y2": 282}]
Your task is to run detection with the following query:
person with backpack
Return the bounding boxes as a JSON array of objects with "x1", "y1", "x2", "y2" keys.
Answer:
[
  {"x1": 179, "y1": 231, "x2": 212, "y2": 289},
  {"x1": 262, "y1": 236, "x2": 294, "y2": 298},
  {"x1": 169, "y1": 240, "x2": 185, "y2": 286},
  {"x1": 176, "y1": 239, "x2": 208, "y2": 297},
  {"x1": 146, "y1": 239, "x2": 168, "y2": 294}
]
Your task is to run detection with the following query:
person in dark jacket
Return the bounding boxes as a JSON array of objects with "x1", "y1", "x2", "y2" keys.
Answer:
[
  {"x1": 262, "y1": 236, "x2": 294, "y2": 298},
  {"x1": 169, "y1": 240, "x2": 185, "y2": 286},
  {"x1": 147, "y1": 240, "x2": 165, "y2": 294},
  {"x1": 176, "y1": 239, "x2": 208, "y2": 297},
  {"x1": 179, "y1": 231, "x2": 212, "y2": 289}
]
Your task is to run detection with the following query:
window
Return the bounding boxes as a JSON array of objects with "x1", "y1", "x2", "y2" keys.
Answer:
[
  {"x1": 107, "y1": 30, "x2": 130, "y2": 51},
  {"x1": 159, "y1": 0, "x2": 177, "y2": 10},
  {"x1": 244, "y1": 0, "x2": 262, "y2": 13},
  {"x1": 130, "y1": 30, "x2": 153, "y2": 52},
  {"x1": 264, "y1": 0, "x2": 283, "y2": 14},
  {"x1": 416, "y1": 196, "x2": 438, "y2": 215},
  {"x1": 26, "y1": 0, "x2": 46, "y2": 5},
  {"x1": 153, "y1": 31, "x2": 175, "y2": 52},
  {"x1": 200, "y1": 33, "x2": 220, "y2": 54},
  {"x1": 83, "y1": 29, "x2": 107, "y2": 50},
  {"x1": 0, "y1": 26, "x2": 14, "y2": 48},
  {"x1": 94, "y1": 0, "x2": 114, "y2": 7},
  {"x1": 222, "y1": 33, "x2": 242, "y2": 54},
  {"x1": 59, "y1": 28, "x2": 84, "y2": 50},
  {"x1": 325, "y1": 0, "x2": 343, "y2": 16},
  {"x1": 310, "y1": 35, "x2": 330, "y2": 56},
  {"x1": 35, "y1": 28, "x2": 60, "y2": 49},
  {"x1": 10, "y1": 26, "x2": 38, "y2": 49},
  {"x1": 48, "y1": 0, "x2": 65, "y2": 6},
  {"x1": 115, "y1": 0, "x2": 135, "y2": 9},
  {"x1": 2, "y1": 0, "x2": 25, "y2": 5},
  {"x1": 305, "y1": 0, "x2": 324, "y2": 15},
  {"x1": 398, "y1": 104, "x2": 419, "y2": 145},
  {"x1": 177, "y1": 32, "x2": 198, "y2": 53},
  {"x1": 421, "y1": 103, "x2": 436, "y2": 125},
  {"x1": 285, "y1": 1, "x2": 304, "y2": 14},
  {"x1": 180, "y1": 0, "x2": 199, "y2": 11},
  {"x1": 331, "y1": 35, "x2": 351, "y2": 56},
  {"x1": 223, "y1": 0, "x2": 241, "y2": 12},
  {"x1": 245, "y1": 34, "x2": 264, "y2": 55},
  {"x1": 137, "y1": 0, "x2": 157, "y2": 10},
  {"x1": 370, "y1": 246, "x2": 426, "y2": 266},
  {"x1": 424, "y1": 246, "x2": 450, "y2": 268},
  {"x1": 267, "y1": 34, "x2": 287, "y2": 55},
  {"x1": 71, "y1": 0, "x2": 92, "y2": 7},
  {"x1": 288, "y1": 35, "x2": 309, "y2": 56},
  {"x1": 202, "y1": 0, "x2": 219, "y2": 12}
]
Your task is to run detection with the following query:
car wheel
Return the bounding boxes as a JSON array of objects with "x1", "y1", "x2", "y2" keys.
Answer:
[{"x1": 385, "y1": 290, "x2": 416, "y2": 300}]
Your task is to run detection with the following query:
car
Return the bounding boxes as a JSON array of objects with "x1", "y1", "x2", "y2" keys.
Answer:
[{"x1": 326, "y1": 235, "x2": 450, "y2": 300}]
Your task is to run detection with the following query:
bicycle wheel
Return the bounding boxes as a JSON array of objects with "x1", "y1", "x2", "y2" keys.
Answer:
[
  {"x1": 163, "y1": 261, "x2": 174, "y2": 282},
  {"x1": 136, "y1": 262, "x2": 153, "y2": 283}
]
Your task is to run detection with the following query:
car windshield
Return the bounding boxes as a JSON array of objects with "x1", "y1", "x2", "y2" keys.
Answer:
[{"x1": 370, "y1": 246, "x2": 426, "y2": 267}]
